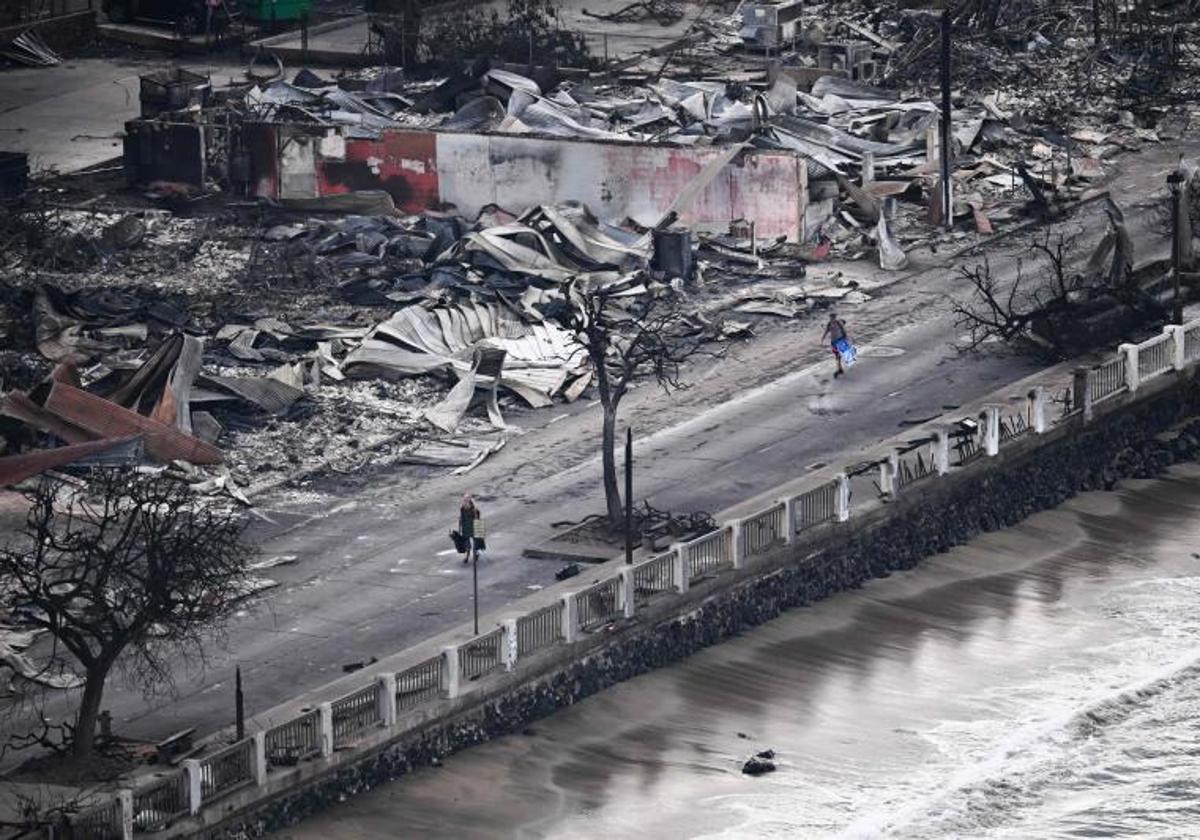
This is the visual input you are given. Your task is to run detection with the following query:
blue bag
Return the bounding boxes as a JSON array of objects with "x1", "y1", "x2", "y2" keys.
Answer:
[{"x1": 834, "y1": 337, "x2": 858, "y2": 366}]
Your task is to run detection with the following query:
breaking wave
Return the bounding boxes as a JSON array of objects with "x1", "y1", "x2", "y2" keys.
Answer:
[{"x1": 840, "y1": 645, "x2": 1200, "y2": 840}]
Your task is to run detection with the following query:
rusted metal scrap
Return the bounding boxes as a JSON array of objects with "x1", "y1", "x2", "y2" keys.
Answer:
[
  {"x1": 0, "y1": 437, "x2": 142, "y2": 487},
  {"x1": 0, "y1": 391, "x2": 94, "y2": 444},
  {"x1": 43, "y1": 381, "x2": 222, "y2": 465}
]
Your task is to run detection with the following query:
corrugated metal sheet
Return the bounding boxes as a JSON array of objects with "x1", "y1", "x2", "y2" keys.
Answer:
[
  {"x1": 43, "y1": 382, "x2": 222, "y2": 465},
  {"x1": 197, "y1": 375, "x2": 304, "y2": 416},
  {"x1": 342, "y1": 302, "x2": 584, "y2": 407},
  {"x1": 0, "y1": 437, "x2": 142, "y2": 486},
  {"x1": 0, "y1": 391, "x2": 95, "y2": 444}
]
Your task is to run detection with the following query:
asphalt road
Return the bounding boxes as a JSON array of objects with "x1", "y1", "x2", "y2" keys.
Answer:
[{"x1": 3, "y1": 140, "x2": 1192, "y2": 754}]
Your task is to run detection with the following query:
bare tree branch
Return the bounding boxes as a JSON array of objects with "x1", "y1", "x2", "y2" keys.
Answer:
[
  {"x1": 549, "y1": 278, "x2": 713, "y2": 528},
  {"x1": 953, "y1": 220, "x2": 1166, "y2": 359},
  {"x1": 0, "y1": 470, "x2": 257, "y2": 761}
]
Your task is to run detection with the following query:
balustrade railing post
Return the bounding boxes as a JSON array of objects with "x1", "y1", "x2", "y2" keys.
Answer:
[
  {"x1": 618, "y1": 568, "x2": 636, "y2": 618},
  {"x1": 729, "y1": 521, "x2": 745, "y2": 569},
  {"x1": 1072, "y1": 366, "x2": 1092, "y2": 422},
  {"x1": 560, "y1": 595, "x2": 578, "y2": 643},
  {"x1": 318, "y1": 702, "x2": 334, "y2": 757},
  {"x1": 879, "y1": 453, "x2": 897, "y2": 497},
  {"x1": 781, "y1": 496, "x2": 797, "y2": 545},
  {"x1": 1028, "y1": 387, "x2": 1047, "y2": 434},
  {"x1": 119, "y1": 789, "x2": 133, "y2": 840},
  {"x1": 1167, "y1": 324, "x2": 1186, "y2": 370},
  {"x1": 377, "y1": 673, "x2": 397, "y2": 727},
  {"x1": 932, "y1": 427, "x2": 951, "y2": 473},
  {"x1": 442, "y1": 648, "x2": 461, "y2": 698},
  {"x1": 1120, "y1": 343, "x2": 1140, "y2": 392},
  {"x1": 184, "y1": 758, "x2": 203, "y2": 815},
  {"x1": 252, "y1": 731, "x2": 268, "y2": 786},
  {"x1": 983, "y1": 406, "x2": 1001, "y2": 456},
  {"x1": 671, "y1": 545, "x2": 689, "y2": 593},
  {"x1": 834, "y1": 472, "x2": 850, "y2": 521},
  {"x1": 503, "y1": 619, "x2": 519, "y2": 670}
]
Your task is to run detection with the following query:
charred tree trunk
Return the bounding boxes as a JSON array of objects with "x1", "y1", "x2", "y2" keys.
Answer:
[
  {"x1": 71, "y1": 660, "x2": 112, "y2": 760},
  {"x1": 591, "y1": 332, "x2": 625, "y2": 531},
  {"x1": 600, "y1": 404, "x2": 623, "y2": 529}
]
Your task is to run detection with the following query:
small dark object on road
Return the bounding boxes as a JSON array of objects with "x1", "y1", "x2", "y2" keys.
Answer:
[
  {"x1": 155, "y1": 727, "x2": 196, "y2": 765},
  {"x1": 555, "y1": 563, "x2": 580, "y2": 581},
  {"x1": 342, "y1": 656, "x2": 378, "y2": 673},
  {"x1": 742, "y1": 755, "x2": 776, "y2": 775},
  {"x1": 755, "y1": 748, "x2": 775, "y2": 759}
]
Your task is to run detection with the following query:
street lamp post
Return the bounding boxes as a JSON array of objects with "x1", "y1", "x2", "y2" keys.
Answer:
[
  {"x1": 235, "y1": 665, "x2": 245, "y2": 740},
  {"x1": 1169, "y1": 169, "x2": 1185, "y2": 324},
  {"x1": 624, "y1": 427, "x2": 633, "y2": 565},
  {"x1": 939, "y1": 8, "x2": 952, "y2": 232}
]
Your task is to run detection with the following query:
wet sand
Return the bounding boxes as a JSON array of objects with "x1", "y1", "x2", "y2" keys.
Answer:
[{"x1": 274, "y1": 464, "x2": 1200, "y2": 840}]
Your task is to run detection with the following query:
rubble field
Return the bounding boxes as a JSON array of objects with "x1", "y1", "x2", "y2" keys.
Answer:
[
  {"x1": 3, "y1": 0, "x2": 1198, "y2": 508},
  {"x1": 0, "y1": 192, "x2": 878, "y2": 505}
]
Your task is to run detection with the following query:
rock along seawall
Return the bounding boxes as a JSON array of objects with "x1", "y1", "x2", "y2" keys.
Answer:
[{"x1": 205, "y1": 372, "x2": 1200, "y2": 840}]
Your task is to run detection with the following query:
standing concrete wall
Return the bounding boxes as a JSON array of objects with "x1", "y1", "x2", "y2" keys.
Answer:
[{"x1": 245, "y1": 123, "x2": 808, "y2": 240}]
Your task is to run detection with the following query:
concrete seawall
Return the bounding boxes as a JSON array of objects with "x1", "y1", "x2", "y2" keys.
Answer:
[{"x1": 171, "y1": 352, "x2": 1200, "y2": 838}]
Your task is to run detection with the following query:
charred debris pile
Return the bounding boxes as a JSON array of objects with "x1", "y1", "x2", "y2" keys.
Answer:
[
  {"x1": 4, "y1": 0, "x2": 1196, "y2": 501},
  {"x1": 125, "y1": 0, "x2": 1195, "y2": 254},
  {"x1": 0, "y1": 196, "x2": 846, "y2": 503}
]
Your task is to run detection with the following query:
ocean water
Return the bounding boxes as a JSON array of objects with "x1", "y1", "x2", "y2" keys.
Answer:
[{"x1": 275, "y1": 464, "x2": 1200, "y2": 840}]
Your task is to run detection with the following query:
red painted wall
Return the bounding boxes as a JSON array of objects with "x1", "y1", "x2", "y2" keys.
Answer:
[
  {"x1": 249, "y1": 123, "x2": 807, "y2": 239},
  {"x1": 316, "y1": 131, "x2": 441, "y2": 214}
]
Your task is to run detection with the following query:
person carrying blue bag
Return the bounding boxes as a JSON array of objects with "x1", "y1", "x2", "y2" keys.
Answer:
[{"x1": 821, "y1": 311, "x2": 856, "y2": 378}]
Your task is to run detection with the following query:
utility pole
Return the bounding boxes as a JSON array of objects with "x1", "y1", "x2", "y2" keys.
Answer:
[
  {"x1": 1169, "y1": 168, "x2": 1185, "y2": 324},
  {"x1": 472, "y1": 548, "x2": 479, "y2": 634},
  {"x1": 235, "y1": 666, "x2": 245, "y2": 740},
  {"x1": 1091, "y1": 0, "x2": 1100, "y2": 46},
  {"x1": 624, "y1": 427, "x2": 633, "y2": 565},
  {"x1": 939, "y1": 7, "x2": 953, "y2": 232}
]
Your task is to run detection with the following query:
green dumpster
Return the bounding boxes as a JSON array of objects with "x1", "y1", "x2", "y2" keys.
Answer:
[{"x1": 241, "y1": 0, "x2": 311, "y2": 23}]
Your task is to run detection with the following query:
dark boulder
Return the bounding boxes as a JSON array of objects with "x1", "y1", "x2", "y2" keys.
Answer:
[{"x1": 742, "y1": 756, "x2": 776, "y2": 776}]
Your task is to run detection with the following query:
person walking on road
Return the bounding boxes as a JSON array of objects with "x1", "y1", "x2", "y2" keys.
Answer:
[
  {"x1": 821, "y1": 311, "x2": 852, "y2": 378},
  {"x1": 456, "y1": 494, "x2": 485, "y2": 564}
]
